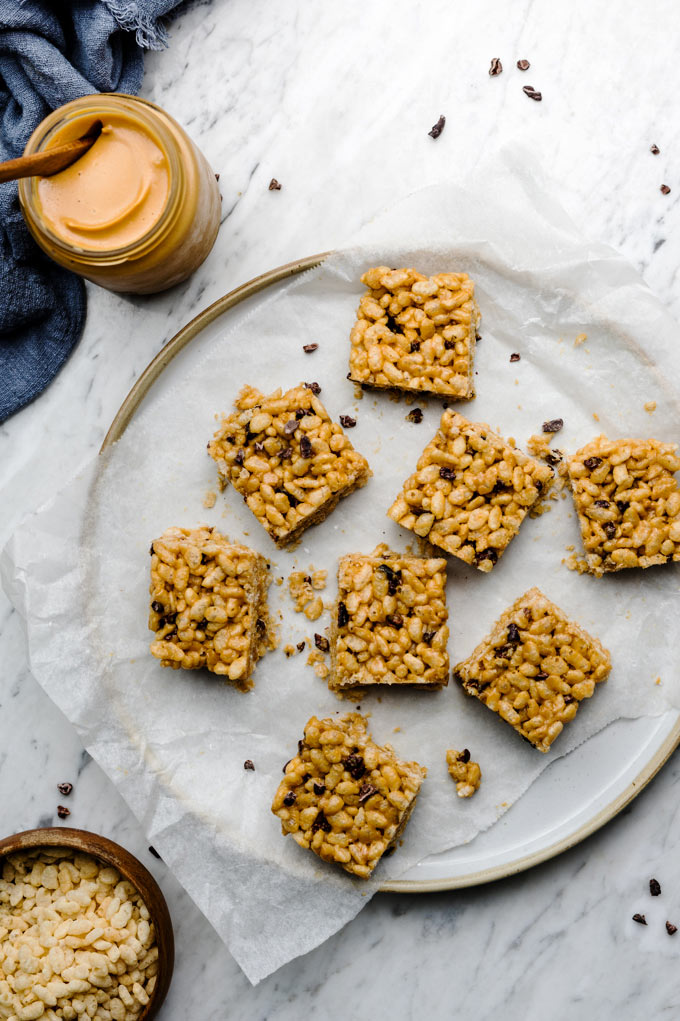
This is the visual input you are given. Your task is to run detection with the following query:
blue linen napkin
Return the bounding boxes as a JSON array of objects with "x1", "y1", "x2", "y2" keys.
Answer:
[{"x1": 0, "y1": 1, "x2": 186, "y2": 424}]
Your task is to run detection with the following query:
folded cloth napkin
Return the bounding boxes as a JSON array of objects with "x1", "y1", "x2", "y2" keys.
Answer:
[{"x1": 0, "y1": 0, "x2": 187, "y2": 424}]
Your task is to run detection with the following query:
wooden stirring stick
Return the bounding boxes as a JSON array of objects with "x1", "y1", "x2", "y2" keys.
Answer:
[{"x1": 0, "y1": 120, "x2": 103, "y2": 184}]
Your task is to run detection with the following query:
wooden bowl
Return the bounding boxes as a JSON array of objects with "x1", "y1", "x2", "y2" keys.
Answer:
[{"x1": 0, "y1": 827, "x2": 174, "y2": 1020}]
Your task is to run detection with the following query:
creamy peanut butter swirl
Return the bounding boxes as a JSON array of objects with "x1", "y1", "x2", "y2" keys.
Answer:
[{"x1": 37, "y1": 113, "x2": 170, "y2": 251}]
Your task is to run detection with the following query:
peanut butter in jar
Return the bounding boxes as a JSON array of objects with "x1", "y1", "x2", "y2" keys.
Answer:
[{"x1": 19, "y1": 94, "x2": 221, "y2": 294}]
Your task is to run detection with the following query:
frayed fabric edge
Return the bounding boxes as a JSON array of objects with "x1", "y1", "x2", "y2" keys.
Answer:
[{"x1": 101, "y1": 0, "x2": 170, "y2": 50}]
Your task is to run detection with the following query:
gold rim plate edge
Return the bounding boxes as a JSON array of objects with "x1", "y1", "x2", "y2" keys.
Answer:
[{"x1": 100, "y1": 253, "x2": 680, "y2": 894}]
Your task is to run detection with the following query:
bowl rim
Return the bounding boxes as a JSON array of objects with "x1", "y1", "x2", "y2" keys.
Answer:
[{"x1": 0, "y1": 827, "x2": 174, "y2": 1020}]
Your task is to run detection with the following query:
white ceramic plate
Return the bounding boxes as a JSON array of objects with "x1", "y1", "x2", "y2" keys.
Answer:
[{"x1": 102, "y1": 254, "x2": 680, "y2": 892}]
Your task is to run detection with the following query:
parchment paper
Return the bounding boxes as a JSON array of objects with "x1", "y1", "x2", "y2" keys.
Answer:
[{"x1": 4, "y1": 152, "x2": 680, "y2": 984}]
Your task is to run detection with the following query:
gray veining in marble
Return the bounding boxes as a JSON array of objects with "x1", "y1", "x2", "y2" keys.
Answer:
[{"x1": 2, "y1": 0, "x2": 680, "y2": 1015}]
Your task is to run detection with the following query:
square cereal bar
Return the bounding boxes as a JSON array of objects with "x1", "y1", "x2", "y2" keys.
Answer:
[
  {"x1": 567, "y1": 435, "x2": 680, "y2": 576},
  {"x1": 387, "y1": 410, "x2": 553, "y2": 572},
  {"x1": 329, "y1": 547, "x2": 449, "y2": 690},
  {"x1": 348, "y1": 266, "x2": 479, "y2": 399},
  {"x1": 453, "y1": 587, "x2": 611, "y2": 752},
  {"x1": 271, "y1": 712, "x2": 426, "y2": 879},
  {"x1": 208, "y1": 383, "x2": 371, "y2": 547},
  {"x1": 149, "y1": 526, "x2": 271, "y2": 690}
]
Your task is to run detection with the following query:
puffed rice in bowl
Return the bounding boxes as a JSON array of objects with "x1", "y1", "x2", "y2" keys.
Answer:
[{"x1": 0, "y1": 829, "x2": 174, "y2": 1021}]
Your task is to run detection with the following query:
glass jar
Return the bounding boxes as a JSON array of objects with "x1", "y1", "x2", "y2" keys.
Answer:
[{"x1": 19, "y1": 94, "x2": 221, "y2": 295}]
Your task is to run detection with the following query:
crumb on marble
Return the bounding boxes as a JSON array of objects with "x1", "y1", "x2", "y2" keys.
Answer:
[
  {"x1": 574, "y1": 333, "x2": 588, "y2": 347},
  {"x1": 644, "y1": 401, "x2": 657, "y2": 414},
  {"x1": 203, "y1": 490, "x2": 217, "y2": 509}
]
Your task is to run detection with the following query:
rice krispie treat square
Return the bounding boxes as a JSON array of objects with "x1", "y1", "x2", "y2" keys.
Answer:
[
  {"x1": 453, "y1": 587, "x2": 611, "y2": 752},
  {"x1": 149, "y1": 526, "x2": 271, "y2": 690},
  {"x1": 271, "y1": 712, "x2": 426, "y2": 879},
  {"x1": 208, "y1": 383, "x2": 371, "y2": 547},
  {"x1": 348, "y1": 266, "x2": 479, "y2": 399},
  {"x1": 329, "y1": 547, "x2": 449, "y2": 690},
  {"x1": 567, "y1": 435, "x2": 680, "y2": 576},
  {"x1": 387, "y1": 410, "x2": 554, "y2": 572}
]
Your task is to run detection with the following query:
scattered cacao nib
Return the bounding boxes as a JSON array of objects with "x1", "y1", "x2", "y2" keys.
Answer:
[
  {"x1": 303, "y1": 343, "x2": 318, "y2": 353},
  {"x1": 298, "y1": 739, "x2": 305, "y2": 754},
  {"x1": 475, "y1": 548, "x2": 498, "y2": 566},
  {"x1": 385, "y1": 313, "x2": 400, "y2": 332},
  {"x1": 244, "y1": 760, "x2": 255, "y2": 771},
  {"x1": 650, "y1": 144, "x2": 660, "y2": 155},
  {"x1": 337, "y1": 602, "x2": 350, "y2": 628},
  {"x1": 632, "y1": 913, "x2": 647, "y2": 925},
  {"x1": 440, "y1": 466, "x2": 456, "y2": 481},
  {"x1": 339, "y1": 414, "x2": 356, "y2": 428},
  {"x1": 215, "y1": 172, "x2": 220, "y2": 181},
  {"x1": 149, "y1": 846, "x2": 162, "y2": 860},
  {"x1": 594, "y1": 499, "x2": 610, "y2": 508},
  {"x1": 386, "y1": 613, "x2": 404, "y2": 628},
  {"x1": 661, "y1": 184, "x2": 671, "y2": 195},
  {"x1": 650, "y1": 878, "x2": 662, "y2": 896},
  {"x1": 300, "y1": 435, "x2": 313, "y2": 459},
  {"x1": 507, "y1": 622, "x2": 521, "y2": 644},
  {"x1": 302, "y1": 773, "x2": 311, "y2": 782},
  {"x1": 410, "y1": 341, "x2": 421, "y2": 352},
  {"x1": 234, "y1": 448, "x2": 245, "y2": 466},
  {"x1": 489, "y1": 57, "x2": 503, "y2": 76},
  {"x1": 459, "y1": 749, "x2": 471, "y2": 763},
  {"x1": 295, "y1": 408, "x2": 313, "y2": 419},
  {"x1": 428, "y1": 114, "x2": 446, "y2": 139},
  {"x1": 253, "y1": 441, "x2": 265, "y2": 453},
  {"x1": 344, "y1": 753, "x2": 366, "y2": 780},
  {"x1": 616, "y1": 500, "x2": 628, "y2": 513},
  {"x1": 296, "y1": 640, "x2": 306, "y2": 653},
  {"x1": 510, "y1": 352, "x2": 520, "y2": 362},
  {"x1": 546, "y1": 451, "x2": 562, "y2": 466},
  {"x1": 313, "y1": 782, "x2": 326, "y2": 796},
  {"x1": 358, "y1": 782, "x2": 378, "y2": 804},
  {"x1": 523, "y1": 85, "x2": 542, "y2": 101},
  {"x1": 57, "y1": 782, "x2": 73, "y2": 797},
  {"x1": 423, "y1": 629, "x2": 436, "y2": 642},
  {"x1": 406, "y1": 407, "x2": 423, "y2": 423},
  {"x1": 666, "y1": 921, "x2": 677, "y2": 935},
  {"x1": 542, "y1": 418, "x2": 563, "y2": 433},
  {"x1": 583, "y1": 456, "x2": 602, "y2": 470},
  {"x1": 377, "y1": 563, "x2": 402, "y2": 595},
  {"x1": 536, "y1": 480, "x2": 544, "y2": 493},
  {"x1": 314, "y1": 633, "x2": 330, "y2": 652},
  {"x1": 283, "y1": 791, "x2": 297, "y2": 806},
  {"x1": 280, "y1": 446, "x2": 293, "y2": 460},
  {"x1": 283, "y1": 419, "x2": 298, "y2": 436},
  {"x1": 536, "y1": 671, "x2": 548, "y2": 681},
  {"x1": 268, "y1": 178, "x2": 282, "y2": 190},
  {"x1": 563, "y1": 694, "x2": 575, "y2": 704},
  {"x1": 603, "y1": 522, "x2": 617, "y2": 539},
  {"x1": 476, "y1": 332, "x2": 482, "y2": 341},
  {"x1": 151, "y1": 601, "x2": 164, "y2": 613},
  {"x1": 312, "y1": 812, "x2": 332, "y2": 833},
  {"x1": 304, "y1": 381, "x2": 321, "y2": 394},
  {"x1": 517, "y1": 59, "x2": 530, "y2": 70},
  {"x1": 57, "y1": 806, "x2": 70, "y2": 819}
]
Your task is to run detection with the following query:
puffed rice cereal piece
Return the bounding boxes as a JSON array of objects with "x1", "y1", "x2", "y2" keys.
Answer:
[
  {"x1": 0, "y1": 849, "x2": 157, "y2": 1021},
  {"x1": 387, "y1": 411, "x2": 553, "y2": 571},
  {"x1": 445, "y1": 748, "x2": 481, "y2": 797},
  {"x1": 271, "y1": 712, "x2": 426, "y2": 878},
  {"x1": 208, "y1": 384, "x2": 371, "y2": 547},
  {"x1": 149, "y1": 525, "x2": 272, "y2": 689},
  {"x1": 567, "y1": 434, "x2": 680, "y2": 576},
  {"x1": 453, "y1": 587, "x2": 611, "y2": 752},
  {"x1": 348, "y1": 266, "x2": 479, "y2": 399},
  {"x1": 330, "y1": 546, "x2": 449, "y2": 689}
]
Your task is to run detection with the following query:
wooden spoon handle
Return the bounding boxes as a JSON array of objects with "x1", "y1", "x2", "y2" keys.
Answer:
[{"x1": 0, "y1": 121, "x2": 102, "y2": 184}]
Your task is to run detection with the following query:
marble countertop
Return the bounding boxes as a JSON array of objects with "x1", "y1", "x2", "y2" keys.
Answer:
[{"x1": 3, "y1": 0, "x2": 680, "y2": 1016}]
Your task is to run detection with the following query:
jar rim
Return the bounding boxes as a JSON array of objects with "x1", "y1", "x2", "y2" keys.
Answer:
[{"x1": 19, "y1": 93, "x2": 184, "y2": 263}]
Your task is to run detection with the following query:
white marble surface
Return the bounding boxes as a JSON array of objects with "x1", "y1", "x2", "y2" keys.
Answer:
[{"x1": 2, "y1": 0, "x2": 680, "y2": 1015}]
